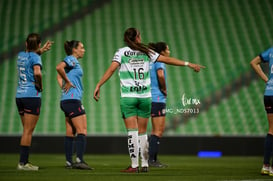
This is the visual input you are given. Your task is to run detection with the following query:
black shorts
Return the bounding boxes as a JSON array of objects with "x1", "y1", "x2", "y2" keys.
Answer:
[
  {"x1": 264, "y1": 96, "x2": 273, "y2": 113},
  {"x1": 151, "y1": 102, "x2": 166, "y2": 117},
  {"x1": 16, "y1": 97, "x2": 41, "y2": 116},
  {"x1": 60, "y1": 99, "x2": 85, "y2": 118}
]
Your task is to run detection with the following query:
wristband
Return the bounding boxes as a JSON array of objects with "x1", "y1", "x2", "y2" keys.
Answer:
[{"x1": 184, "y1": 61, "x2": 189, "y2": 66}]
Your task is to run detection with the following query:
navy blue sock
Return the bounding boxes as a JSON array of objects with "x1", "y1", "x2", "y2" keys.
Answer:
[
  {"x1": 76, "y1": 134, "x2": 86, "y2": 162},
  {"x1": 149, "y1": 135, "x2": 160, "y2": 161},
  {"x1": 263, "y1": 133, "x2": 273, "y2": 165},
  {"x1": 19, "y1": 145, "x2": 29, "y2": 164},
  {"x1": 64, "y1": 136, "x2": 74, "y2": 164}
]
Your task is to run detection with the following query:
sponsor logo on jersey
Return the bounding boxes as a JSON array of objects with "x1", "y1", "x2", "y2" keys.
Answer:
[{"x1": 124, "y1": 50, "x2": 145, "y2": 57}]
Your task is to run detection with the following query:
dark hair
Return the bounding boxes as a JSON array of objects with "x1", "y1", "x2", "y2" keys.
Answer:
[
  {"x1": 123, "y1": 27, "x2": 151, "y2": 57},
  {"x1": 26, "y1": 33, "x2": 41, "y2": 52},
  {"x1": 64, "y1": 40, "x2": 80, "y2": 55},
  {"x1": 148, "y1": 42, "x2": 168, "y2": 54}
]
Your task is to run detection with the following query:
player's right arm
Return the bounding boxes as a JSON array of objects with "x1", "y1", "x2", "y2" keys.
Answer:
[
  {"x1": 56, "y1": 73, "x2": 63, "y2": 88},
  {"x1": 93, "y1": 61, "x2": 120, "y2": 101},
  {"x1": 56, "y1": 61, "x2": 75, "y2": 93},
  {"x1": 250, "y1": 56, "x2": 268, "y2": 83}
]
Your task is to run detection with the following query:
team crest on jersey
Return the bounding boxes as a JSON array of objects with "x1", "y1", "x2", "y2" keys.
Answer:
[{"x1": 67, "y1": 58, "x2": 76, "y2": 67}]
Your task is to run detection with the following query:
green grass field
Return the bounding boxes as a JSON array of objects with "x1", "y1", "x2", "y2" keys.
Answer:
[{"x1": 0, "y1": 154, "x2": 271, "y2": 181}]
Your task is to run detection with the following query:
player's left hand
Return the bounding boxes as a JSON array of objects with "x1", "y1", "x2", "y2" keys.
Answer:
[{"x1": 40, "y1": 40, "x2": 54, "y2": 54}]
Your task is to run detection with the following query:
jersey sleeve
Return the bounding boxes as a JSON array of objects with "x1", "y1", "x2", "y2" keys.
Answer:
[
  {"x1": 260, "y1": 47, "x2": 273, "y2": 62},
  {"x1": 31, "y1": 53, "x2": 42, "y2": 69},
  {"x1": 148, "y1": 50, "x2": 160, "y2": 63},
  {"x1": 64, "y1": 56, "x2": 76, "y2": 69},
  {"x1": 112, "y1": 49, "x2": 122, "y2": 64},
  {"x1": 154, "y1": 62, "x2": 165, "y2": 71}
]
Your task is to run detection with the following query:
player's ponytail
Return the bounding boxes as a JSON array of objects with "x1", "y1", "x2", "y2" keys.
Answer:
[
  {"x1": 123, "y1": 27, "x2": 151, "y2": 57},
  {"x1": 64, "y1": 40, "x2": 80, "y2": 55}
]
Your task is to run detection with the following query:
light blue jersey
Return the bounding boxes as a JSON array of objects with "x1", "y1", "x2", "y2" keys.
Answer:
[
  {"x1": 16, "y1": 51, "x2": 42, "y2": 98},
  {"x1": 150, "y1": 62, "x2": 167, "y2": 103},
  {"x1": 260, "y1": 47, "x2": 273, "y2": 96},
  {"x1": 61, "y1": 55, "x2": 83, "y2": 101}
]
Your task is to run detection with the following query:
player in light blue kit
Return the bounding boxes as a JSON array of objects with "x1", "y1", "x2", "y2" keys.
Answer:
[
  {"x1": 251, "y1": 47, "x2": 273, "y2": 176},
  {"x1": 16, "y1": 33, "x2": 52, "y2": 171},
  {"x1": 56, "y1": 40, "x2": 92, "y2": 170},
  {"x1": 148, "y1": 42, "x2": 169, "y2": 168}
]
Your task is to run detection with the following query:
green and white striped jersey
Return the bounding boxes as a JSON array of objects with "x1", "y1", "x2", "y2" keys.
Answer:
[{"x1": 112, "y1": 46, "x2": 159, "y2": 98}]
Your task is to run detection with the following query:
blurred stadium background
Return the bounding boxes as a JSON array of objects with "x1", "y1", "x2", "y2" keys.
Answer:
[{"x1": 0, "y1": 0, "x2": 273, "y2": 154}]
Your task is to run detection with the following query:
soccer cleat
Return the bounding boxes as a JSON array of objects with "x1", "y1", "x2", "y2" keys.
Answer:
[
  {"x1": 65, "y1": 161, "x2": 73, "y2": 169},
  {"x1": 120, "y1": 166, "x2": 139, "y2": 173},
  {"x1": 269, "y1": 167, "x2": 273, "y2": 176},
  {"x1": 17, "y1": 162, "x2": 39, "y2": 171},
  {"x1": 73, "y1": 162, "x2": 93, "y2": 170},
  {"x1": 140, "y1": 166, "x2": 148, "y2": 172},
  {"x1": 261, "y1": 165, "x2": 269, "y2": 175},
  {"x1": 149, "y1": 160, "x2": 168, "y2": 168}
]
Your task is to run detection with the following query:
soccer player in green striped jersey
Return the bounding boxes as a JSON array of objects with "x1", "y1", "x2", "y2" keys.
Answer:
[{"x1": 93, "y1": 27, "x2": 205, "y2": 173}]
